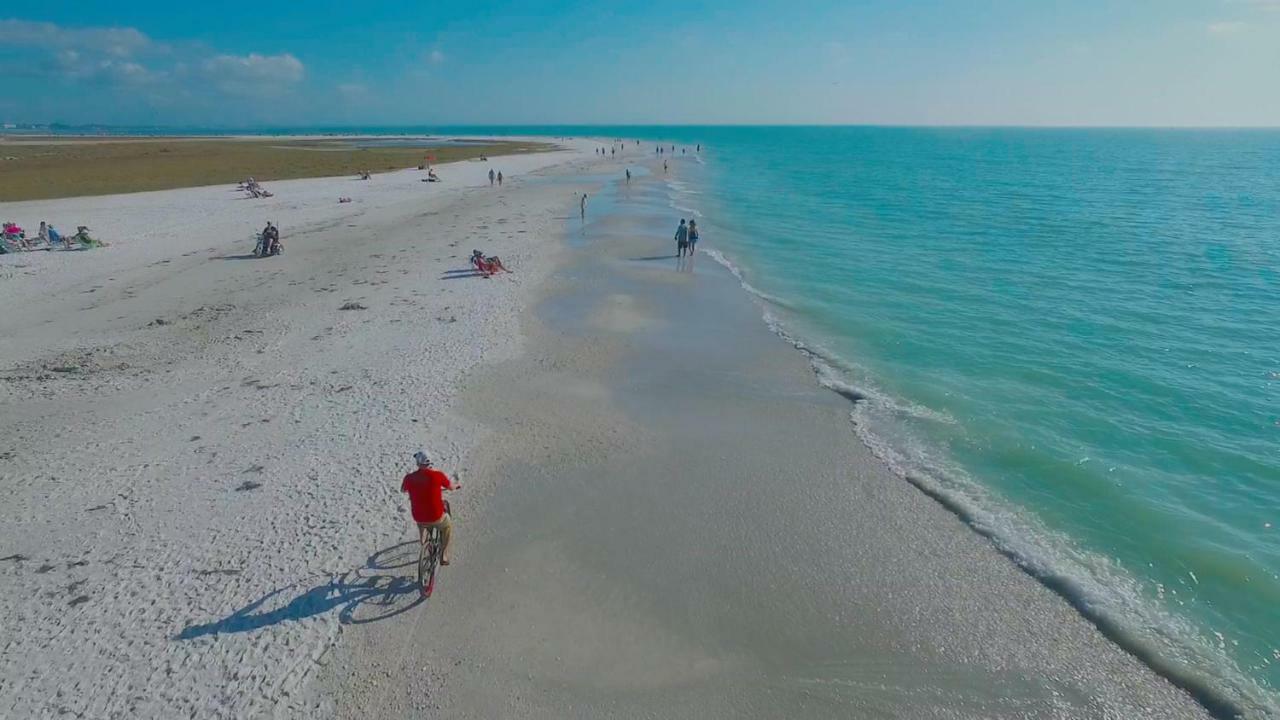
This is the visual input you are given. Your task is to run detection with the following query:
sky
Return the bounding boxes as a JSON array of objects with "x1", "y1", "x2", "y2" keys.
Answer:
[{"x1": 1, "y1": 0, "x2": 1278, "y2": 127}]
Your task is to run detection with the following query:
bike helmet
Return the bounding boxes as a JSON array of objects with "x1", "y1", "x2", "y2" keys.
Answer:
[{"x1": 413, "y1": 450, "x2": 432, "y2": 467}]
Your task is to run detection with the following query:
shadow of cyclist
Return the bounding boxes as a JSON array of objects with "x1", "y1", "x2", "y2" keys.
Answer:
[{"x1": 176, "y1": 541, "x2": 424, "y2": 640}]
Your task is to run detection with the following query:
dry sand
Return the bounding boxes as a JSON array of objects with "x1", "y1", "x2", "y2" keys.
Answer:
[{"x1": 0, "y1": 137, "x2": 632, "y2": 718}]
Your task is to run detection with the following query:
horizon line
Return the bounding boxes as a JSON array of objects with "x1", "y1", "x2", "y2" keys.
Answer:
[{"x1": 4, "y1": 122, "x2": 1280, "y2": 132}]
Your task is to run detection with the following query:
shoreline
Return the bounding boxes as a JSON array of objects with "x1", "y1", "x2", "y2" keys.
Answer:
[
  {"x1": 322, "y1": 154, "x2": 1216, "y2": 718},
  {"x1": 672, "y1": 148, "x2": 1274, "y2": 717}
]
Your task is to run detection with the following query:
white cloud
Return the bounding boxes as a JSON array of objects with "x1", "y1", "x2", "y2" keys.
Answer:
[
  {"x1": 0, "y1": 19, "x2": 154, "y2": 57},
  {"x1": 0, "y1": 18, "x2": 312, "y2": 122},
  {"x1": 1207, "y1": 20, "x2": 1248, "y2": 34},
  {"x1": 202, "y1": 52, "x2": 305, "y2": 95}
]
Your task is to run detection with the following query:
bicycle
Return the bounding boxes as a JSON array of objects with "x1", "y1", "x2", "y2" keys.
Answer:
[{"x1": 417, "y1": 500, "x2": 450, "y2": 597}]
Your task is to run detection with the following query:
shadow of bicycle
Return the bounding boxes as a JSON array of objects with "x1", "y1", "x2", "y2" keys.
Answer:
[{"x1": 176, "y1": 541, "x2": 424, "y2": 640}]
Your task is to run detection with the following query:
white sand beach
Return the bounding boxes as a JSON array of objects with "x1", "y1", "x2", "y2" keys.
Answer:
[{"x1": 0, "y1": 137, "x2": 629, "y2": 717}]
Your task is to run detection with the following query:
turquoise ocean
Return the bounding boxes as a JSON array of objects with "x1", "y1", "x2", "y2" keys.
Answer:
[{"x1": 54, "y1": 124, "x2": 1280, "y2": 715}]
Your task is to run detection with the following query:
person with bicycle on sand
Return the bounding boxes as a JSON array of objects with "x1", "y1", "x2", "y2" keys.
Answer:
[{"x1": 401, "y1": 451, "x2": 460, "y2": 565}]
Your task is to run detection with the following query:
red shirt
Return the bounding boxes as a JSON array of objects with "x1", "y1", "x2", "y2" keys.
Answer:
[{"x1": 401, "y1": 467, "x2": 452, "y2": 523}]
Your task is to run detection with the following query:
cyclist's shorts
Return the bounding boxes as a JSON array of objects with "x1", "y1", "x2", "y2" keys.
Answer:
[{"x1": 416, "y1": 514, "x2": 451, "y2": 531}]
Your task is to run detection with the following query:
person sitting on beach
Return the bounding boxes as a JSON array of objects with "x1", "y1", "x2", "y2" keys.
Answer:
[
  {"x1": 402, "y1": 451, "x2": 460, "y2": 566},
  {"x1": 427, "y1": 168, "x2": 440, "y2": 182},
  {"x1": 2, "y1": 221, "x2": 27, "y2": 250},
  {"x1": 261, "y1": 221, "x2": 280, "y2": 255},
  {"x1": 76, "y1": 226, "x2": 107, "y2": 247},
  {"x1": 47, "y1": 224, "x2": 63, "y2": 246},
  {"x1": 470, "y1": 249, "x2": 510, "y2": 277}
]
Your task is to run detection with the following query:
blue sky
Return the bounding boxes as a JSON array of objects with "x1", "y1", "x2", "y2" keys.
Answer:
[{"x1": 1, "y1": 0, "x2": 1278, "y2": 126}]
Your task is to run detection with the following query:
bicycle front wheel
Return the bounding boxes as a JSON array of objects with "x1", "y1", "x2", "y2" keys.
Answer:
[{"x1": 418, "y1": 532, "x2": 440, "y2": 597}]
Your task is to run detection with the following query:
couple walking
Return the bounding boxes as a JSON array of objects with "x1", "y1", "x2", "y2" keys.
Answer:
[{"x1": 674, "y1": 218, "x2": 699, "y2": 258}]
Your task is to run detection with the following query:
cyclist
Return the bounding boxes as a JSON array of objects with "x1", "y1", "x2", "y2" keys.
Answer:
[{"x1": 401, "y1": 451, "x2": 460, "y2": 565}]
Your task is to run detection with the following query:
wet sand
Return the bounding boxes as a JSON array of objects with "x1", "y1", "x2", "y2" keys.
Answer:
[{"x1": 323, "y1": 161, "x2": 1213, "y2": 718}]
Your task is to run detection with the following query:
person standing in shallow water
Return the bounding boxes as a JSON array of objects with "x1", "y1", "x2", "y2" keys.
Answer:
[
  {"x1": 625, "y1": 168, "x2": 631, "y2": 184},
  {"x1": 687, "y1": 219, "x2": 699, "y2": 255},
  {"x1": 497, "y1": 171, "x2": 503, "y2": 186},
  {"x1": 581, "y1": 193, "x2": 587, "y2": 220},
  {"x1": 488, "y1": 168, "x2": 495, "y2": 186},
  {"x1": 674, "y1": 218, "x2": 689, "y2": 258}
]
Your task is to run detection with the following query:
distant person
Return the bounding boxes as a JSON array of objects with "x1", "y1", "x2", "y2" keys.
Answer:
[
  {"x1": 696, "y1": 144, "x2": 701, "y2": 152},
  {"x1": 626, "y1": 168, "x2": 631, "y2": 184},
  {"x1": 674, "y1": 218, "x2": 689, "y2": 258},
  {"x1": 611, "y1": 147, "x2": 615, "y2": 156},
  {"x1": 401, "y1": 451, "x2": 460, "y2": 566},
  {"x1": 664, "y1": 160, "x2": 668, "y2": 174},
  {"x1": 489, "y1": 168, "x2": 495, "y2": 186},
  {"x1": 260, "y1": 221, "x2": 280, "y2": 256},
  {"x1": 688, "y1": 219, "x2": 699, "y2": 254},
  {"x1": 581, "y1": 193, "x2": 588, "y2": 219},
  {"x1": 670, "y1": 144, "x2": 675, "y2": 152},
  {"x1": 497, "y1": 171, "x2": 503, "y2": 186}
]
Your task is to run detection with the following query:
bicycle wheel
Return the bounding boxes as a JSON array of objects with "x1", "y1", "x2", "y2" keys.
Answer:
[
  {"x1": 418, "y1": 530, "x2": 440, "y2": 598},
  {"x1": 422, "y1": 532, "x2": 437, "y2": 594}
]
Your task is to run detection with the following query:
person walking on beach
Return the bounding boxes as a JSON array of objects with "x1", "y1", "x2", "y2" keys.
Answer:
[
  {"x1": 674, "y1": 219, "x2": 689, "y2": 258},
  {"x1": 581, "y1": 193, "x2": 588, "y2": 220},
  {"x1": 626, "y1": 168, "x2": 631, "y2": 184},
  {"x1": 402, "y1": 451, "x2": 460, "y2": 566},
  {"x1": 497, "y1": 171, "x2": 503, "y2": 186},
  {"x1": 489, "y1": 168, "x2": 495, "y2": 186},
  {"x1": 687, "y1": 219, "x2": 700, "y2": 254},
  {"x1": 664, "y1": 160, "x2": 668, "y2": 174}
]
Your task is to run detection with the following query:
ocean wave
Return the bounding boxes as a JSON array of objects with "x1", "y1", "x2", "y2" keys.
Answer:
[
  {"x1": 702, "y1": 245, "x2": 1276, "y2": 720},
  {"x1": 703, "y1": 248, "x2": 955, "y2": 425}
]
